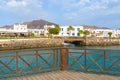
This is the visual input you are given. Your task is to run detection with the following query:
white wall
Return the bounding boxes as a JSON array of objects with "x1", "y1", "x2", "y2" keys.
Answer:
[
  {"x1": 12, "y1": 24, "x2": 28, "y2": 32},
  {"x1": 59, "y1": 26, "x2": 83, "y2": 37},
  {"x1": 0, "y1": 24, "x2": 28, "y2": 33},
  {"x1": 44, "y1": 25, "x2": 55, "y2": 36},
  {"x1": 86, "y1": 28, "x2": 120, "y2": 38},
  {"x1": 28, "y1": 29, "x2": 44, "y2": 36},
  {"x1": 43, "y1": 25, "x2": 84, "y2": 37}
]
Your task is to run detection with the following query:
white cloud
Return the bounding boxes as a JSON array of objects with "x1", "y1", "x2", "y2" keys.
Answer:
[
  {"x1": 6, "y1": 0, "x2": 27, "y2": 7},
  {"x1": 0, "y1": 0, "x2": 120, "y2": 27},
  {"x1": 0, "y1": 0, "x2": 43, "y2": 14},
  {"x1": 0, "y1": 0, "x2": 42, "y2": 9},
  {"x1": 77, "y1": 0, "x2": 90, "y2": 6}
]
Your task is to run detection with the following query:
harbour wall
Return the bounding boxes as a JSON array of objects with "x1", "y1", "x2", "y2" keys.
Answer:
[
  {"x1": 85, "y1": 38, "x2": 120, "y2": 46},
  {"x1": 0, "y1": 38, "x2": 64, "y2": 50}
]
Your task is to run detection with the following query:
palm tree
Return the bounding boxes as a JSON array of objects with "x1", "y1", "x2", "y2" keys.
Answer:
[
  {"x1": 55, "y1": 24, "x2": 60, "y2": 30},
  {"x1": 83, "y1": 30, "x2": 90, "y2": 45},
  {"x1": 55, "y1": 24, "x2": 60, "y2": 34},
  {"x1": 78, "y1": 30, "x2": 84, "y2": 37},
  {"x1": 83, "y1": 30, "x2": 90, "y2": 37},
  {"x1": 68, "y1": 26, "x2": 73, "y2": 36},
  {"x1": 108, "y1": 32, "x2": 112, "y2": 38}
]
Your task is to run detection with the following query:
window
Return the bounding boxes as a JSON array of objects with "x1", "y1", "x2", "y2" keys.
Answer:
[
  {"x1": 77, "y1": 28, "x2": 80, "y2": 31},
  {"x1": 72, "y1": 33, "x2": 75, "y2": 36},
  {"x1": 77, "y1": 33, "x2": 80, "y2": 36},
  {"x1": 34, "y1": 31, "x2": 39, "y2": 33},
  {"x1": 61, "y1": 28, "x2": 63, "y2": 31}
]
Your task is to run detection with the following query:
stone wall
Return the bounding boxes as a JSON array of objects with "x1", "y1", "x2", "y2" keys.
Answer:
[
  {"x1": 0, "y1": 39, "x2": 64, "y2": 50},
  {"x1": 85, "y1": 38, "x2": 120, "y2": 46}
]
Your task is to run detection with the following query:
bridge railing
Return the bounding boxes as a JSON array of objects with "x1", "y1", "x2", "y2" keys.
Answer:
[
  {"x1": 60, "y1": 48, "x2": 120, "y2": 74},
  {"x1": 0, "y1": 48, "x2": 59, "y2": 79},
  {"x1": 0, "y1": 48, "x2": 120, "y2": 79}
]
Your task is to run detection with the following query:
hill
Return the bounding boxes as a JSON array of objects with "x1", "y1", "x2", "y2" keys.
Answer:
[
  {"x1": 2, "y1": 19, "x2": 56, "y2": 29},
  {"x1": 23, "y1": 19, "x2": 56, "y2": 29},
  {"x1": 83, "y1": 25, "x2": 110, "y2": 29}
]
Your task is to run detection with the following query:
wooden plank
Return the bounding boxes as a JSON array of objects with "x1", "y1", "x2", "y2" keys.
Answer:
[
  {"x1": 7, "y1": 71, "x2": 120, "y2": 80},
  {"x1": 19, "y1": 55, "x2": 35, "y2": 72},
  {"x1": 0, "y1": 56, "x2": 14, "y2": 72},
  {"x1": 0, "y1": 60, "x2": 14, "y2": 73},
  {"x1": 39, "y1": 54, "x2": 52, "y2": 70},
  {"x1": 60, "y1": 48, "x2": 68, "y2": 71}
]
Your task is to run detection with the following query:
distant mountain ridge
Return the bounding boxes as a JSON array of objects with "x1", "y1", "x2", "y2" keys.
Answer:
[
  {"x1": 1, "y1": 19, "x2": 110, "y2": 29},
  {"x1": 2, "y1": 19, "x2": 56, "y2": 29},
  {"x1": 83, "y1": 25, "x2": 110, "y2": 29},
  {"x1": 23, "y1": 19, "x2": 56, "y2": 29}
]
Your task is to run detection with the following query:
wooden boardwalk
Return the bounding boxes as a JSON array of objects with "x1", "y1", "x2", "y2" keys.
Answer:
[{"x1": 7, "y1": 71, "x2": 120, "y2": 80}]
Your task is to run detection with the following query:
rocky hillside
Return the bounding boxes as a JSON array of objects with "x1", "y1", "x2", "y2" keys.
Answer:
[
  {"x1": 23, "y1": 19, "x2": 56, "y2": 29},
  {"x1": 83, "y1": 25, "x2": 110, "y2": 29},
  {"x1": 2, "y1": 19, "x2": 56, "y2": 29}
]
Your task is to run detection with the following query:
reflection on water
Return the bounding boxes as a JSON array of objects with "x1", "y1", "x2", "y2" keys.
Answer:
[{"x1": 64, "y1": 43, "x2": 120, "y2": 50}]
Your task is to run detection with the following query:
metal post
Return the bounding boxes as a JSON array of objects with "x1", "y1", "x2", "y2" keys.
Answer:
[{"x1": 60, "y1": 48, "x2": 68, "y2": 71}]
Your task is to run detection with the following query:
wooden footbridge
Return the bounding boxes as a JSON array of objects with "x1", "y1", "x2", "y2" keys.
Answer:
[
  {"x1": 8, "y1": 71, "x2": 120, "y2": 80},
  {"x1": 0, "y1": 48, "x2": 120, "y2": 80}
]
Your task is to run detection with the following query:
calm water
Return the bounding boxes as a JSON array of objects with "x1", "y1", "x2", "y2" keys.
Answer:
[
  {"x1": 65, "y1": 43, "x2": 120, "y2": 50},
  {"x1": 65, "y1": 44, "x2": 120, "y2": 75}
]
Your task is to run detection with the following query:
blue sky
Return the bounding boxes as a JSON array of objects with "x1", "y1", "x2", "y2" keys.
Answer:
[{"x1": 0, "y1": 0, "x2": 120, "y2": 29}]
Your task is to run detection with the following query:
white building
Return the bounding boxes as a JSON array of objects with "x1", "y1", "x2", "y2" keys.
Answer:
[
  {"x1": 0, "y1": 23, "x2": 120, "y2": 38},
  {"x1": 0, "y1": 24, "x2": 28, "y2": 36},
  {"x1": 28, "y1": 29, "x2": 44, "y2": 36},
  {"x1": 12, "y1": 24, "x2": 28, "y2": 33},
  {"x1": 59, "y1": 26, "x2": 83, "y2": 37},
  {"x1": 43, "y1": 25, "x2": 84, "y2": 37},
  {"x1": 0, "y1": 24, "x2": 28, "y2": 33},
  {"x1": 44, "y1": 25, "x2": 120, "y2": 38},
  {"x1": 85, "y1": 28, "x2": 120, "y2": 38},
  {"x1": 44, "y1": 25, "x2": 56, "y2": 36}
]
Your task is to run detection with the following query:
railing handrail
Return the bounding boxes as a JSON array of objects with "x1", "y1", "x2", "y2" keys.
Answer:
[
  {"x1": 0, "y1": 47, "x2": 120, "y2": 79},
  {"x1": 0, "y1": 47, "x2": 60, "y2": 53},
  {"x1": 62, "y1": 47, "x2": 120, "y2": 51},
  {"x1": 0, "y1": 47, "x2": 120, "y2": 53}
]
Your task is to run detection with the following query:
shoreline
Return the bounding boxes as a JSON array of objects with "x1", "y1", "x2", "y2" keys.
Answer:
[
  {"x1": 0, "y1": 38, "x2": 120, "y2": 50},
  {"x1": 0, "y1": 38, "x2": 64, "y2": 50}
]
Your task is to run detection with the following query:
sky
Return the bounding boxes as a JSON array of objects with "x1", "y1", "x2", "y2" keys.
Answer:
[{"x1": 0, "y1": 0, "x2": 120, "y2": 29}]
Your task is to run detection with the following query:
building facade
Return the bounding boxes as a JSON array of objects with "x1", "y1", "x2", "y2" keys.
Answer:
[
  {"x1": 28, "y1": 29, "x2": 44, "y2": 36},
  {"x1": 13, "y1": 24, "x2": 28, "y2": 33},
  {"x1": 85, "y1": 28, "x2": 120, "y2": 38},
  {"x1": 43, "y1": 25, "x2": 120, "y2": 38},
  {"x1": 0, "y1": 24, "x2": 120, "y2": 38},
  {"x1": 43, "y1": 25, "x2": 55, "y2": 36},
  {"x1": 0, "y1": 24, "x2": 28, "y2": 36},
  {"x1": 59, "y1": 26, "x2": 83, "y2": 37}
]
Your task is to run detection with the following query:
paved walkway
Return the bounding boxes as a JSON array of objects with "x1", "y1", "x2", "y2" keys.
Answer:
[{"x1": 7, "y1": 71, "x2": 120, "y2": 80}]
